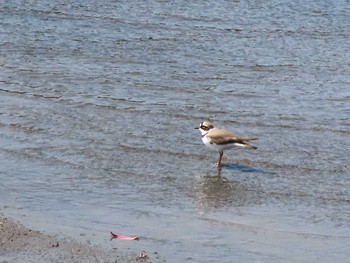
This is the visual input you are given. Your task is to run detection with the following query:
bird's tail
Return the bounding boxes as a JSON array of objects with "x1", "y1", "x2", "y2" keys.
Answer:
[
  {"x1": 234, "y1": 142, "x2": 258, "y2": 150},
  {"x1": 236, "y1": 137, "x2": 258, "y2": 149},
  {"x1": 241, "y1": 137, "x2": 258, "y2": 141}
]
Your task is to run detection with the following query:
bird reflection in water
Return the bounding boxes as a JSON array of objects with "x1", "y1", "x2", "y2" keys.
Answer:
[{"x1": 193, "y1": 167, "x2": 261, "y2": 211}]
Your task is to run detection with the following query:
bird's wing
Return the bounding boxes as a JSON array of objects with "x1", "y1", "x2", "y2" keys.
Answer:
[{"x1": 207, "y1": 128, "x2": 257, "y2": 145}]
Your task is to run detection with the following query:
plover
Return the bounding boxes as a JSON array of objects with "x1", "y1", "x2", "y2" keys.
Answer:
[{"x1": 195, "y1": 121, "x2": 257, "y2": 167}]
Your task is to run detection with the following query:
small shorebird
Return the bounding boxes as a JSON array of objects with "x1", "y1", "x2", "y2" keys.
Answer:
[{"x1": 195, "y1": 121, "x2": 258, "y2": 167}]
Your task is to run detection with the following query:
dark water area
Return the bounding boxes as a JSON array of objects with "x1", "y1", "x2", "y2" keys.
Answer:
[{"x1": 1, "y1": 1, "x2": 350, "y2": 262}]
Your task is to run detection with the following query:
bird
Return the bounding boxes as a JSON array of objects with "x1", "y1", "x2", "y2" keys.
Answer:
[{"x1": 195, "y1": 121, "x2": 257, "y2": 167}]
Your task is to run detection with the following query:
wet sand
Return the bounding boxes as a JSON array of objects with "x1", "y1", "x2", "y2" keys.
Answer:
[{"x1": 0, "y1": 212, "x2": 160, "y2": 263}]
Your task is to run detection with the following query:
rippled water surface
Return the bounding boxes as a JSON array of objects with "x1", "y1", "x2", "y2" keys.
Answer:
[{"x1": 1, "y1": 1, "x2": 350, "y2": 262}]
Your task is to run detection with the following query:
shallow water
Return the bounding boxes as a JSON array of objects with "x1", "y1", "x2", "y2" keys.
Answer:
[{"x1": 1, "y1": 1, "x2": 350, "y2": 262}]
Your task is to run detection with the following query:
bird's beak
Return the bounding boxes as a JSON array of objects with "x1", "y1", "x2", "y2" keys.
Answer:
[{"x1": 194, "y1": 126, "x2": 199, "y2": 129}]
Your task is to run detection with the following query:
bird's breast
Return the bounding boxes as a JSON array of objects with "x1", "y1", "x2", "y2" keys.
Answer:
[{"x1": 202, "y1": 136, "x2": 222, "y2": 151}]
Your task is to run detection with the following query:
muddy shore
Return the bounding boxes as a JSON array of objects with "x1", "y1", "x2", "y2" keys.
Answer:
[{"x1": 0, "y1": 214, "x2": 157, "y2": 263}]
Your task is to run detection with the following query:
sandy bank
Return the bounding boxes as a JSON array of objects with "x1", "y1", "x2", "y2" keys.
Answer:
[{"x1": 0, "y1": 215, "x2": 156, "y2": 263}]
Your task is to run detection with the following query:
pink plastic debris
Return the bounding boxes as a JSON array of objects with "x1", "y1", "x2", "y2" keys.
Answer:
[{"x1": 110, "y1": 232, "x2": 139, "y2": 241}]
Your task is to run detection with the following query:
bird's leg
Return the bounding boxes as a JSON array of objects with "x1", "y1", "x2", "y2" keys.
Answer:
[
  {"x1": 215, "y1": 150, "x2": 224, "y2": 168},
  {"x1": 218, "y1": 150, "x2": 224, "y2": 166}
]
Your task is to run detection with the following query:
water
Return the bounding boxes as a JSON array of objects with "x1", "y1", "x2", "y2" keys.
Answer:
[{"x1": 1, "y1": 1, "x2": 350, "y2": 262}]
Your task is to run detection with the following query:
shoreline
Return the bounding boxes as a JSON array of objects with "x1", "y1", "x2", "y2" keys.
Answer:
[{"x1": 0, "y1": 214, "x2": 157, "y2": 263}]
